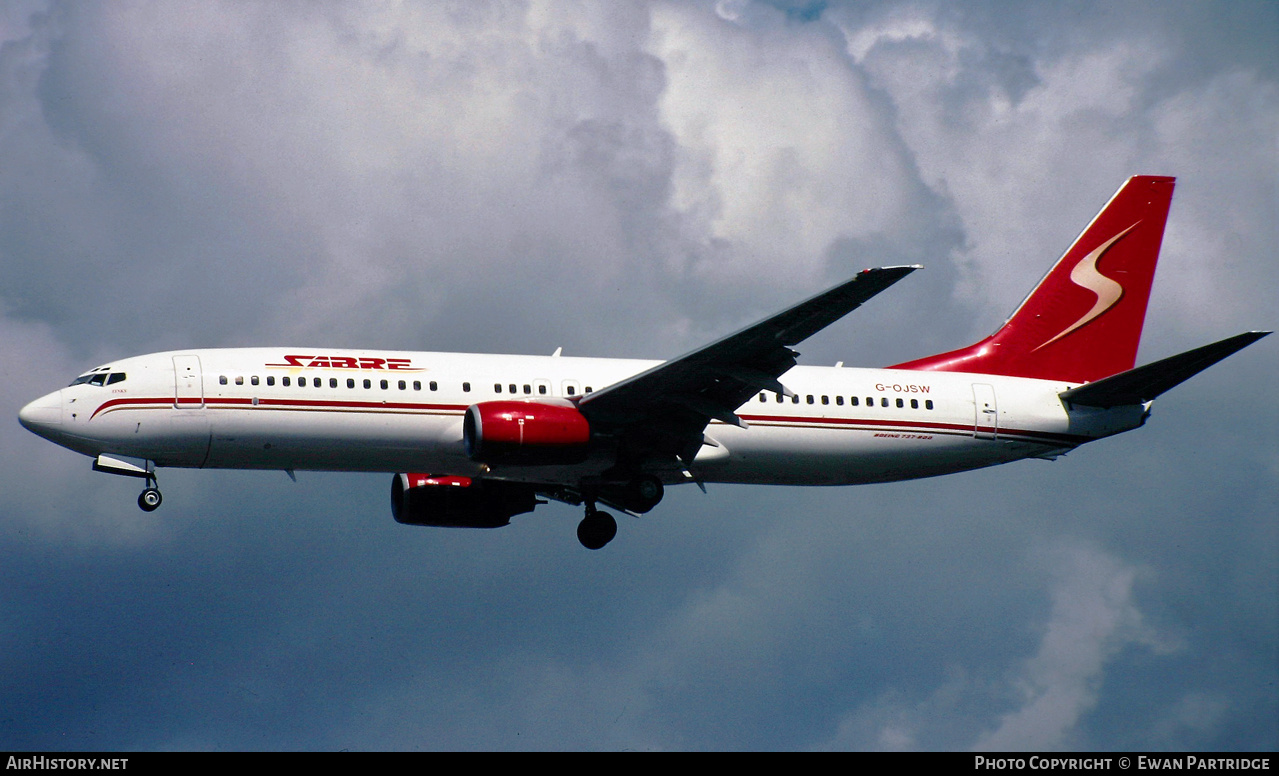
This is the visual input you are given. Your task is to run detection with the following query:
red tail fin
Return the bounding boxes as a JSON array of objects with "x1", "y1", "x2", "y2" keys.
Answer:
[{"x1": 890, "y1": 175, "x2": 1176, "y2": 383}]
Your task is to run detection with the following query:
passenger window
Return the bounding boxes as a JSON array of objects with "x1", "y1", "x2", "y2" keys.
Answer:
[
  {"x1": 380, "y1": 379, "x2": 388, "y2": 390},
  {"x1": 298, "y1": 377, "x2": 305, "y2": 388},
  {"x1": 363, "y1": 379, "x2": 371, "y2": 389},
  {"x1": 538, "y1": 385, "x2": 547, "y2": 395},
  {"x1": 792, "y1": 395, "x2": 799, "y2": 404},
  {"x1": 235, "y1": 376, "x2": 244, "y2": 385},
  {"x1": 509, "y1": 384, "x2": 517, "y2": 394},
  {"x1": 347, "y1": 378, "x2": 355, "y2": 388},
  {"x1": 250, "y1": 376, "x2": 259, "y2": 386},
  {"x1": 398, "y1": 380, "x2": 406, "y2": 390},
  {"x1": 283, "y1": 377, "x2": 291, "y2": 387},
  {"x1": 313, "y1": 377, "x2": 321, "y2": 387},
  {"x1": 219, "y1": 376, "x2": 228, "y2": 385},
  {"x1": 585, "y1": 387, "x2": 593, "y2": 393},
  {"x1": 821, "y1": 396, "x2": 829, "y2": 405},
  {"x1": 881, "y1": 398, "x2": 889, "y2": 407},
  {"x1": 760, "y1": 393, "x2": 767, "y2": 402},
  {"x1": 835, "y1": 396, "x2": 843, "y2": 406},
  {"x1": 329, "y1": 378, "x2": 337, "y2": 388},
  {"x1": 495, "y1": 383, "x2": 503, "y2": 393},
  {"x1": 850, "y1": 397, "x2": 858, "y2": 406},
  {"x1": 413, "y1": 381, "x2": 421, "y2": 391},
  {"x1": 566, "y1": 386, "x2": 576, "y2": 396},
  {"x1": 926, "y1": 400, "x2": 934, "y2": 410},
  {"x1": 776, "y1": 394, "x2": 783, "y2": 403},
  {"x1": 911, "y1": 399, "x2": 918, "y2": 409},
  {"x1": 522, "y1": 384, "x2": 530, "y2": 394},
  {"x1": 463, "y1": 382, "x2": 471, "y2": 392},
  {"x1": 266, "y1": 376, "x2": 275, "y2": 386},
  {"x1": 896, "y1": 398, "x2": 904, "y2": 408},
  {"x1": 866, "y1": 397, "x2": 873, "y2": 407},
  {"x1": 806, "y1": 395, "x2": 814, "y2": 405},
  {"x1": 430, "y1": 381, "x2": 438, "y2": 391}
]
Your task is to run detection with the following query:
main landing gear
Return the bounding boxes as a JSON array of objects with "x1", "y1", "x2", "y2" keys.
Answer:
[
  {"x1": 577, "y1": 503, "x2": 617, "y2": 550},
  {"x1": 574, "y1": 474, "x2": 664, "y2": 550},
  {"x1": 622, "y1": 475, "x2": 664, "y2": 514}
]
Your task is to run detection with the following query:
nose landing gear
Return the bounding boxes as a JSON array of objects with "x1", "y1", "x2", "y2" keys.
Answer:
[
  {"x1": 92, "y1": 455, "x2": 163, "y2": 512},
  {"x1": 138, "y1": 478, "x2": 162, "y2": 512}
]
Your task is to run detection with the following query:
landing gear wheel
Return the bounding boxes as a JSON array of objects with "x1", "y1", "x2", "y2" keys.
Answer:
[
  {"x1": 625, "y1": 475, "x2": 664, "y2": 513},
  {"x1": 138, "y1": 488, "x2": 162, "y2": 512},
  {"x1": 577, "y1": 510, "x2": 617, "y2": 550}
]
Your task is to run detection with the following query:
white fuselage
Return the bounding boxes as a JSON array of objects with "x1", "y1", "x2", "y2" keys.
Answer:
[{"x1": 22, "y1": 348, "x2": 1147, "y2": 488}]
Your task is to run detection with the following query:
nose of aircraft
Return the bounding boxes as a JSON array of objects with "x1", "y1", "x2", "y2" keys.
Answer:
[{"x1": 18, "y1": 390, "x2": 63, "y2": 438}]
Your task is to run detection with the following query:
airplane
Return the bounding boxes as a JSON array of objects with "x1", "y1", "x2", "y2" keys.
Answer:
[{"x1": 18, "y1": 175, "x2": 1269, "y2": 549}]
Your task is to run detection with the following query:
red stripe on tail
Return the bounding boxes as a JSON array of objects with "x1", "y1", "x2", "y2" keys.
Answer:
[{"x1": 890, "y1": 175, "x2": 1176, "y2": 383}]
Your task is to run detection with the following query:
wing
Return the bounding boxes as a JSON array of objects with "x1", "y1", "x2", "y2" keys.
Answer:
[{"x1": 577, "y1": 266, "x2": 919, "y2": 470}]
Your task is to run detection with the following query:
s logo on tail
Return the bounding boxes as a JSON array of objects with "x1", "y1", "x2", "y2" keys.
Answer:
[
  {"x1": 889, "y1": 176, "x2": 1176, "y2": 384},
  {"x1": 1033, "y1": 222, "x2": 1136, "y2": 352}
]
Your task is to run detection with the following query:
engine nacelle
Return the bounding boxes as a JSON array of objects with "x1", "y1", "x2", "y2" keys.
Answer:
[
  {"x1": 463, "y1": 400, "x2": 591, "y2": 464},
  {"x1": 391, "y1": 473, "x2": 538, "y2": 528}
]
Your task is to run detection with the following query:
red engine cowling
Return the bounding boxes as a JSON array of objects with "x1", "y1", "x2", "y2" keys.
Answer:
[
  {"x1": 391, "y1": 473, "x2": 538, "y2": 528},
  {"x1": 463, "y1": 400, "x2": 591, "y2": 464}
]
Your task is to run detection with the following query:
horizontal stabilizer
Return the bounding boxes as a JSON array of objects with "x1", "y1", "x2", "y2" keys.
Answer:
[{"x1": 1060, "y1": 331, "x2": 1270, "y2": 408}]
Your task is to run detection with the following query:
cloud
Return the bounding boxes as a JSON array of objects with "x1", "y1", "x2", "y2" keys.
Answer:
[
  {"x1": 815, "y1": 542, "x2": 1177, "y2": 751},
  {"x1": 829, "y1": 3, "x2": 1278, "y2": 347},
  {"x1": 971, "y1": 543, "x2": 1173, "y2": 751}
]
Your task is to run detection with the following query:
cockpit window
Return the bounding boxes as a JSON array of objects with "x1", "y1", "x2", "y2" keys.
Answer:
[{"x1": 69, "y1": 371, "x2": 126, "y2": 387}]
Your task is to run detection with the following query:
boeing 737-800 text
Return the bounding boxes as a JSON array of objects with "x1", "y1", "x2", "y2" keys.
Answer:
[{"x1": 18, "y1": 176, "x2": 1269, "y2": 548}]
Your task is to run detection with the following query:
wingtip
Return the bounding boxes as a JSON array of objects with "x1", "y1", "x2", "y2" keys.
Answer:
[
  {"x1": 860, "y1": 264, "x2": 923, "y2": 275},
  {"x1": 1233, "y1": 330, "x2": 1271, "y2": 343}
]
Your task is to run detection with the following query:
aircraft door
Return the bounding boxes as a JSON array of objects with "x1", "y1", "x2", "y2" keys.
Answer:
[
  {"x1": 173, "y1": 355, "x2": 203, "y2": 408},
  {"x1": 972, "y1": 383, "x2": 998, "y2": 439},
  {"x1": 160, "y1": 355, "x2": 210, "y2": 466}
]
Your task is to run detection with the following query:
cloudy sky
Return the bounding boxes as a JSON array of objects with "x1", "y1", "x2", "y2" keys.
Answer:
[{"x1": 1, "y1": 0, "x2": 1274, "y2": 751}]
